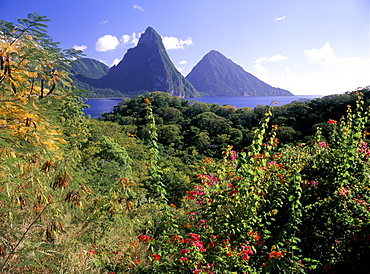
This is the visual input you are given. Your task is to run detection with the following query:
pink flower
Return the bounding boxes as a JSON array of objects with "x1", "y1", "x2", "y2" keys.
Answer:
[
  {"x1": 318, "y1": 142, "x2": 327, "y2": 148},
  {"x1": 230, "y1": 150, "x2": 237, "y2": 162}
]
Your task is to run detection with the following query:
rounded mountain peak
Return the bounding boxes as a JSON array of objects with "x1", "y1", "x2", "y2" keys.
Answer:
[{"x1": 138, "y1": 26, "x2": 164, "y2": 48}]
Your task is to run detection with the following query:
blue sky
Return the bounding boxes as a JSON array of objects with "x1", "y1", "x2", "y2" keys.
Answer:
[{"x1": 1, "y1": 0, "x2": 369, "y2": 95}]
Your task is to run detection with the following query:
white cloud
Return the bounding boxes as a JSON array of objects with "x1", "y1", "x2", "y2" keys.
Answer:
[
  {"x1": 121, "y1": 34, "x2": 131, "y2": 44},
  {"x1": 162, "y1": 36, "x2": 193, "y2": 50},
  {"x1": 179, "y1": 60, "x2": 187, "y2": 65},
  {"x1": 301, "y1": 42, "x2": 370, "y2": 94},
  {"x1": 254, "y1": 62, "x2": 270, "y2": 82},
  {"x1": 252, "y1": 43, "x2": 370, "y2": 95},
  {"x1": 121, "y1": 32, "x2": 142, "y2": 46},
  {"x1": 99, "y1": 20, "x2": 108, "y2": 25},
  {"x1": 304, "y1": 42, "x2": 335, "y2": 64},
  {"x1": 282, "y1": 66, "x2": 299, "y2": 81},
  {"x1": 254, "y1": 54, "x2": 288, "y2": 82},
  {"x1": 73, "y1": 45, "x2": 87, "y2": 51},
  {"x1": 304, "y1": 42, "x2": 369, "y2": 66},
  {"x1": 111, "y1": 58, "x2": 120, "y2": 67},
  {"x1": 256, "y1": 54, "x2": 288, "y2": 63},
  {"x1": 95, "y1": 35, "x2": 120, "y2": 52},
  {"x1": 131, "y1": 32, "x2": 141, "y2": 46},
  {"x1": 274, "y1": 16, "x2": 286, "y2": 22},
  {"x1": 133, "y1": 4, "x2": 145, "y2": 12}
]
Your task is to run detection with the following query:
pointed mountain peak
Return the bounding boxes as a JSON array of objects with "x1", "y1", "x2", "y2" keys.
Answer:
[
  {"x1": 138, "y1": 26, "x2": 164, "y2": 48},
  {"x1": 186, "y1": 50, "x2": 293, "y2": 96},
  {"x1": 81, "y1": 26, "x2": 198, "y2": 98},
  {"x1": 206, "y1": 50, "x2": 222, "y2": 56},
  {"x1": 201, "y1": 50, "x2": 231, "y2": 65}
]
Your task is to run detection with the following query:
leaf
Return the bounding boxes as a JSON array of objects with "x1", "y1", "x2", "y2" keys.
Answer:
[{"x1": 0, "y1": 192, "x2": 9, "y2": 201}]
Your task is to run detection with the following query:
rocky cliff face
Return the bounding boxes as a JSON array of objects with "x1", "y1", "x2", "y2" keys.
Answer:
[
  {"x1": 93, "y1": 27, "x2": 199, "y2": 98},
  {"x1": 186, "y1": 50, "x2": 293, "y2": 96}
]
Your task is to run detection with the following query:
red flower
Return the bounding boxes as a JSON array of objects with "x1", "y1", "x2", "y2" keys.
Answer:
[
  {"x1": 134, "y1": 259, "x2": 140, "y2": 265},
  {"x1": 269, "y1": 250, "x2": 283, "y2": 259},
  {"x1": 89, "y1": 250, "x2": 95, "y2": 254},
  {"x1": 180, "y1": 248, "x2": 189, "y2": 255},
  {"x1": 139, "y1": 235, "x2": 153, "y2": 243},
  {"x1": 153, "y1": 254, "x2": 161, "y2": 261},
  {"x1": 180, "y1": 257, "x2": 188, "y2": 262},
  {"x1": 327, "y1": 119, "x2": 337, "y2": 124}
]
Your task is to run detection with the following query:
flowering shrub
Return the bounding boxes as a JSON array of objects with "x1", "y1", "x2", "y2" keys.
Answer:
[{"x1": 140, "y1": 93, "x2": 370, "y2": 273}]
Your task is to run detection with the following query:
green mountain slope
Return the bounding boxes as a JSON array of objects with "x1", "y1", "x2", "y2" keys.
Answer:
[{"x1": 71, "y1": 57, "x2": 109, "y2": 79}]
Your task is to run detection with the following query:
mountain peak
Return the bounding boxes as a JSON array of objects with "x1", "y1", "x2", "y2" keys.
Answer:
[
  {"x1": 80, "y1": 26, "x2": 199, "y2": 98},
  {"x1": 207, "y1": 50, "x2": 221, "y2": 56},
  {"x1": 186, "y1": 50, "x2": 293, "y2": 96},
  {"x1": 138, "y1": 26, "x2": 164, "y2": 48}
]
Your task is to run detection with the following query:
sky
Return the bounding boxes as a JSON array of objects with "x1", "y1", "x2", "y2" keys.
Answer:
[{"x1": 1, "y1": 0, "x2": 369, "y2": 95}]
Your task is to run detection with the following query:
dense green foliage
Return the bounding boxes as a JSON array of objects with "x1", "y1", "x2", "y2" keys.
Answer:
[
  {"x1": 1, "y1": 13, "x2": 370, "y2": 274},
  {"x1": 102, "y1": 90, "x2": 370, "y2": 158},
  {"x1": 142, "y1": 96, "x2": 370, "y2": 273}
]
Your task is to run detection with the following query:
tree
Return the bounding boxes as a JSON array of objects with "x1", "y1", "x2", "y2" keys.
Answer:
[{"x1": 0, "y1": 12, "x2": 80, "y2": 151}]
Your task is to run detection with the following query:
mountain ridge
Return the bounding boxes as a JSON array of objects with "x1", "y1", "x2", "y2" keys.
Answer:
[
  {"x1": 186, "y1": 50, "x2": 293, "y2": 96},
  {"x1": 81, "y1": 27, "x2": 199, "y2": 98},
  {"x1": 71, "y1": 28, "x2": 293, "y2": 98}
]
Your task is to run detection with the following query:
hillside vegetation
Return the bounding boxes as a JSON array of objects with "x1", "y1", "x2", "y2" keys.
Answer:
[{"x1": 1, "y1": 14, "x2": 369, "y2": 273}]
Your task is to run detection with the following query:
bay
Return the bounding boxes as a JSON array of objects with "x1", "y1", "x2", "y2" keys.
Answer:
[{"x1": 83, "y1": 95, "x2": 322, "y2": 118}]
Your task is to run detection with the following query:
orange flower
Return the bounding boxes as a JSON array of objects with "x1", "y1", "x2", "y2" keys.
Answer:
[{"x1": 269, "y1": 250, "x2": 283, "y2": 259}]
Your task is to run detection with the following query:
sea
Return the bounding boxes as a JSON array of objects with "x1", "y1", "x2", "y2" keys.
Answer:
[{"x1": 83, "y1": 95, "x2": 322, "y2": 118}]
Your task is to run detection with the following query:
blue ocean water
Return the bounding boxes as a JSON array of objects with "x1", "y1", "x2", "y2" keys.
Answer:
[{"x1": 83, "y1": 95, "x2": 322, "y2": 118}]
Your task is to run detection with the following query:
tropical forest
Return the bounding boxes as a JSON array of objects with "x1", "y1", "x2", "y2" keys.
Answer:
[{"x1": 1, "y1": 14, "x2": 370, "y2": 273}]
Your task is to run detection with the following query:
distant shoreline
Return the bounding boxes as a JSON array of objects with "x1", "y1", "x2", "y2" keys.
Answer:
[{"x1": 83, "y1": 94, "x2": 325, "y2": 100}]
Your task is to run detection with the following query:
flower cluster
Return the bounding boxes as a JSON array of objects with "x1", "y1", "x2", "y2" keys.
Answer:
[
  {"x1": 197, "y1": 174, "x2": 220, "y2": 185},
  {"x1": 139, "y1": 235, "x2": 153, "y2": 243},
  {"x1": 302, "y1": 180, "x2": 317, "y2": 189},
  {"x1": 353, "y1": 198, "x2": 370, "y2": 211},
  {"x1": 237, "y1": 244, "x2": 254, "y2": 260},
  {"x1": 318, "y1": 141, "x2": 327, "y2": 149},
  {"x1": 269, "y1": 250, "x2": 283, "y2": 259},
  {"x1": 181, "y1": 233, "x2": 206, "y2": 252}
]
